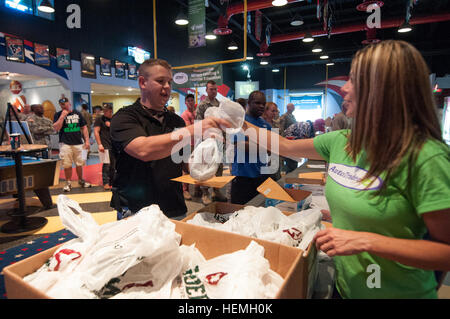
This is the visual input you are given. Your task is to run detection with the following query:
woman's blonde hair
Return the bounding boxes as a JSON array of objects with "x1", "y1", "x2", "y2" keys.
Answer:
[{"x1": 347, "y1": 40, "x2": 443, "y2": 193}]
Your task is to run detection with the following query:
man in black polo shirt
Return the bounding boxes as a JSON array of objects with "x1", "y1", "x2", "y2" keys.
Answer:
[{"x1": 110, "y1": 58, "x2": 229, "y2": 220}]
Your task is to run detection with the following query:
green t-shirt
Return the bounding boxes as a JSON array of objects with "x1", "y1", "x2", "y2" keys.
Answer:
[{"x1": 314, "y1": 130, "x2": 450, "y2": 299}]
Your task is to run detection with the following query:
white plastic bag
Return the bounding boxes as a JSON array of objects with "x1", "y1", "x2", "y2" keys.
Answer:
[
  {"x1": 204, "y1": 100, "x2": 245, "y2": 135},
  {"x1": 189, "y1": 138, "x2": 222, "y2": 181},
  {"x1": 25, "y1": 196, "x2": 182, "y2": 299},
  {"x1": 173, "y1": 241, "x2": 283, "y2": 299}
]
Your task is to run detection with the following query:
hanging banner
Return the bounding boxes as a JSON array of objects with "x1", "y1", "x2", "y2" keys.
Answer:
[
  {"x1": 172, "y1": 65, "x2": 223, "y2": 88},
  {"x1": 188, "y1": 0, "x2": 206, "y2": 48},
  {"x1": 255, "y1": 10, "x2": 262, "y2": 41}
]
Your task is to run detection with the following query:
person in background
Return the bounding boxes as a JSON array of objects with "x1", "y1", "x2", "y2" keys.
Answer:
[
  {"x1": 180, "y1": 94, "x2": 197, "y2": 200},
  {"x1": 236, "y1": 98, "x2": 247, "y2": 110},
  {"x1": 167, "y1": 106, "x2": 176, "y2": 113},
  {"x1": 53, "y1": 97, "x2": 92, "y2": 192},
  {"x1": 110, "y1": 59, "x2": 229, "y2": 220},
  {"x1": 284, "y1": 120, "x2": 316, "y2": 140},
  {"x1": 313, "y1": 118, "x2": 326, "y2": 135},
  {"x1": 242, "y1": 40, "x2": 450, "y2": 299},
  {"x1": 231, "y1": 91, "x2": 272, "y2": 204},
  {"x1": 92, "y1": 105, "x2": 103, "y2": 122},
  {"x1": 80, "y1": 104, "x2": 93, "y2": 138},
  {"x1": 27, "y1": 104, "x2": 56, "y2": 158},
  {"x1": 195, "y1": 80, "x2": 227, "y2": 205},
  {"x1": 262, "y1": 102, "x2": 279, "y2": 128},
  {"x1": 279, "y1": 103, "x2": 298, "y2": 174},
  {"x1": 94, "y1": 104, "x2": 115, "y2": 191},
  {"x1": 262, "y1": 102, "x2": 282, "y2": 180},
  {"x1": 331, "y1": 102, "x2": 351, "y2": 131}
]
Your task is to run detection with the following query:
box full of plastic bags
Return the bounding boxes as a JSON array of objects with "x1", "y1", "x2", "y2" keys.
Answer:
[
  {"x1": 3, "y1": 196, "x2": 307, "y2": 299},
  {"x1": 182, "y1": 202, "x2": 322, "y2": 299}
]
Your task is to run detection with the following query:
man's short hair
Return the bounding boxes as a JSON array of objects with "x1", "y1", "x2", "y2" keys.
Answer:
[
  {"x1": 248, "y1": 91, "x2": 265, "y2": 103},
  {"x1": 185, "y1": 94, "x2": 195, "y2": 100},
  {"x1": 59, "y1": 97, "x2": 69, "y2": 104},
  {"x1": 93, "y1": 105, "x2": 102, "y2": 111},
  {"x1": 102, "y1": 104, "x2": 113, "y2": 111},
  {"x1": 206, "y1": 80, "x2": 216, "y2": 87},
  {"x1": 138, "y1": 59, "x2": 172, "y2": 78},
  {"x1": 30, "y1": 104, "x2": 42, "y2": 112},
  {"x1": 81, "y1": 104, "x2": 89, "y2": 110}
]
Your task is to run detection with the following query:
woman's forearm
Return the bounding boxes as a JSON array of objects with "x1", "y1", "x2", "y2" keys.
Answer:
[
  {"x1": 366, "y1": 232, "x2": 450, "y2": 271},
  {"x1": 243, "y1": 121, "x2": 324, "y2": 161}
]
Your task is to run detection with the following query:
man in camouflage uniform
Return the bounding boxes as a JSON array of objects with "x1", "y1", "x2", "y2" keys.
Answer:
[
  {"x1": 27, "y1": 104, "x2": 56, "y2": 158},
  {"x1": 195, "y1": 80, "x2": 227, "y2": 205}
]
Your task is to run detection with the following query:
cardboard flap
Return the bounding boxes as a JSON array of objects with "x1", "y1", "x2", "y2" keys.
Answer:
[
  {"x1": 284, "y1": 188, "x2": 312, "y2": 201},
  {"x1": 257, "y1": 178, "x2": 295, "y2": 202},
  {"x1": 298, "y1": 172, "x2": 326, "y2": 180},
  {"x1": 171, "y1": 175, "x2": 235, "y2": 189}
]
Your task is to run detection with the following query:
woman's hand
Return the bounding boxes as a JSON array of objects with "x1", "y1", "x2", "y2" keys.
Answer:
[{"x1": 313, "y1": 227, "x2": 372, "y2": 257}]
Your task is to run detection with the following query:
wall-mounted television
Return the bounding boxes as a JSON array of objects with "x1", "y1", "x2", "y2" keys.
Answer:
[{"x1": 235, "y1": 81, "x2": 259, "y2": 99}]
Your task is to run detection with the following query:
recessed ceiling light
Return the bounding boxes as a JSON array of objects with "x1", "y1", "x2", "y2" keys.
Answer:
[
  {"x1": 326, "y1": 62, "x2": 335, "y2": 66},
  {"x1": 246, "y1": 56, "x2": 254, "y2": 60},
  {"x1": 260, "y1": 59, "x2": 269, "y2": 65},
  {"x1": 398, "y1": 22, "x2": 412, "y2": 33},
  {"x1": 272, "y1": 68, "x2": 280, "y2": 72},
  {"x1": 205, "y1": 33, "x2": 217, "y2": 40},
  {"x1": 312, "y1": 45, "x2": 322, "y2": 53},
  {"x1": 320, "y1": 55, "x2": 329, "y2": 59},
  {"x1": 175, "y1": 11, "x2": 189, "y2": 25},
  {"x1": 228, "y1": 41, "x2": 238, "y2": 50},
  {"x1": 302, "y1": 32, "x2": 314, "y2": 43},
  {"x1": 272, "y1": 0, "x2": 288, "y2": 7},
  {"x1": 290, "y1": 19, "x2": 304, "y2": 27}
]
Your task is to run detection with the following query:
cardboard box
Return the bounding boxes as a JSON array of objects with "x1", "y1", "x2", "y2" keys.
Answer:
[
  {"x1": 171, "y1": 175, "x2": 235, "y2": 189},
  {"x1": 183, "y1": 202, "x2": 319, "y2": 299},
  {"x1": 257, "y1": 178, "x2": 312, "y2": 213},
  {"x1": 3, "y1": 220, "x2": 311, "y2": 299}
]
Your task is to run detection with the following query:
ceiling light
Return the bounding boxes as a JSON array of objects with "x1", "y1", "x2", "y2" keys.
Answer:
[
  {"x1": 38, "y1": 0, "x2": 55, "y2": 13},
  {"x1": 302, "y1": 32, "x2": 314, "y2": 43},
  {"x1": 175, "y1": 11, "x2": 189, "y2": 25},
  {"x1": 260, "y1": 59, "x2": 269, "y2": 65},
  {"x1": 91, "y1": 90, "x2": 94, "y2": 94},
  {"x1": 312, "y1": 45, "x2": 322, "y2": 53},
  {"x1": 398, "y1": 22, "x2": 412, "y2": 33},
  {"x1": 290, "y1": 15, "x2": 304, "y2": 27},
  {"x1": 326, "y1": 62, "x2": 335, "y2": 66},
  {"x1": 272, "y1": 68, "x2": 280, "y2": 72},
  {"x1": 205, "y1": 32, "x2": 217, "y2": 40},
  {"x1": 320, "y1": 55, "x2": 329, "y2": 59},
  {"x1": 272, "y1": 0, "x2": 288, "y2": 7},
  {"x1": 127, "y1": 87, "x2": 132, "y2": 91},
  {"x1": 246, "y1": 56, "x2": 254, "y2": 60},
  {"x1": 228, "y1": 41, "x2": 238, "y2": 51}
]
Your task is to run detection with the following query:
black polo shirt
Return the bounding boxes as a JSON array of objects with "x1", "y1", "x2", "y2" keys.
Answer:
[{"x1": 110, "y1": 98, "x2": 187, "y2": 217}]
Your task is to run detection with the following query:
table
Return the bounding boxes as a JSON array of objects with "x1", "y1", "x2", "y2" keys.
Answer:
[{"x1": 0, "y1": 145, "x2": 60, "y2": 234}]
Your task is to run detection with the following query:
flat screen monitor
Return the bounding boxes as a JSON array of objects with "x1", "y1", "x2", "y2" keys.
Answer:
[{"x1": 235, "y1": 81, "x2": 259, "y2": 99}]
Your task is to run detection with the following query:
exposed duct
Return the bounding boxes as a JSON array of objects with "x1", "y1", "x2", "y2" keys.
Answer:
[{"x1": 271, "y1": 12, "x2": 450, "y2": 43}]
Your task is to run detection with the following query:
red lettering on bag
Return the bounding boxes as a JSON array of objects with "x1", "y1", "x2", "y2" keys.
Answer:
[
  {"x1": 122, "y1": 280, "x2": 154, "y2": 291},
  {"x1": 283, "y1": 227, "x2": 302, "y2": 240},
  {"x1": 53, "y1": 249, "x2": 82, "y2": 271},
  {"x1": 206, "y1": 272, "x2": 228, "y2": 285}
]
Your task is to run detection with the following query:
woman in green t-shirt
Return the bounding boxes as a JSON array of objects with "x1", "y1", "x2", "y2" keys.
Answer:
[{"x1": 242, "y1": 40, "x2": 450, "y2": 298}]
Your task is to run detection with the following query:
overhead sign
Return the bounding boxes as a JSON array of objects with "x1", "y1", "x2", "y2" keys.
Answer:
[
  {"x1": 128, "y1": 47, "x2": 150, "y2": 64},
  {"x1": 172, "y1": 65, "x2": 223, "y2": 88},
  {"x1": 188, "y1": 0, "x2": 206, "y2": 48}
]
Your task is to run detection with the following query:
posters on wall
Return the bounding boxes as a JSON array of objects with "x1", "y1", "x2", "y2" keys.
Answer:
[
  {"x1": 188, "y1": 0, "x2": 206, "y2": 48},
  {"x1": 56, "y1": 48, "x2": 71, "y2": 69},
  {"x1": 81, "y1": 53, "x2": 96, "y2": 79},
  {"x1": 5, "y1": 36, "x2": 25, "y2": 63},
  {"x1": 33, "y1": 43, "x2": 50, "y2": 66},
  {"x1": 73, "y1": 92, "x2": 91, "y2": 112},
  {"x1": 115, "y1": 61, "x2": 126, "y2": 79},
  {"x1": 172, "y1": 64, "x2": 223, "y2": 89},
  {"x1": 128, "y1": 64, "x2": 137, "y2": 80},
  {"x1": 100, "y1": 57, "x2": 112, "y2": 76}
]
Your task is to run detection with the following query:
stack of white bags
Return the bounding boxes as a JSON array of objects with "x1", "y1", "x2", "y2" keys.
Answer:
[
  {"x1": 24, "y1": 195, "x2": 283, "y2": 299},
  {"x1": 187, "y1": 206, "x2": 323, "y2": 251}
]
